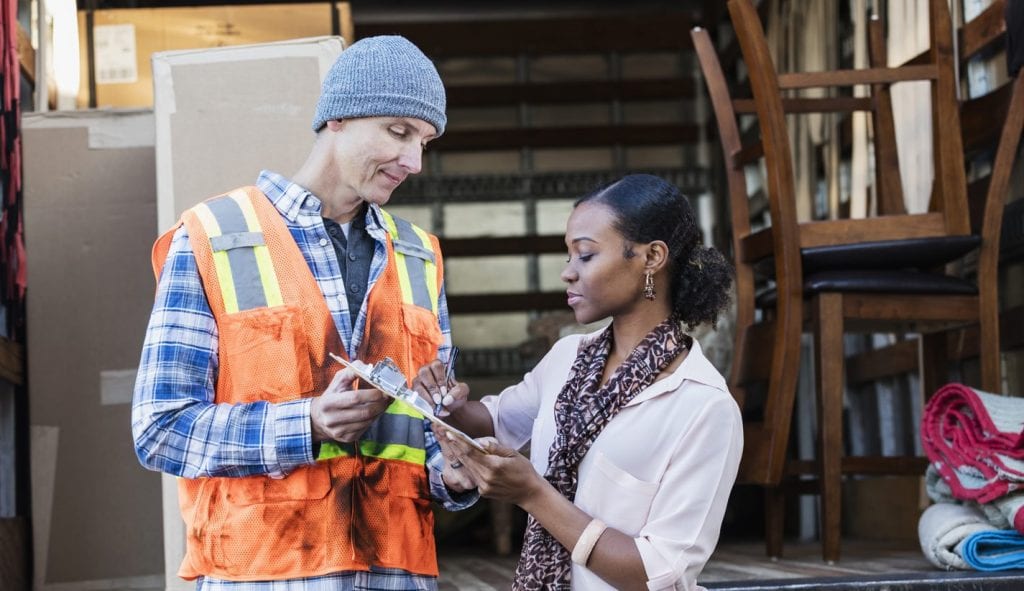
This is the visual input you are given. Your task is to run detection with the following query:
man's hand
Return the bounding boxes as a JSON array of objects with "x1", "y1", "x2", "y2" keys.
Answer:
[{"x1": 310, "y1": 367, "x2": 390, "y2": 443}]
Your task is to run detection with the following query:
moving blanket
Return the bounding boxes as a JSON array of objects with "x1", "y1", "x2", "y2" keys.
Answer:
[
  {"x1": 961, "y1": 530, "x2": 1024, "y2": 571},
  {"x1": 926, "y1": 465, "x2": 1024, "y2": 533},
  {"x1": 918, "y1": 502, "x2": 997, "y2": 570},
  {"x1": 922, "y1": 384, "x2": 1024, "y2": 506}
]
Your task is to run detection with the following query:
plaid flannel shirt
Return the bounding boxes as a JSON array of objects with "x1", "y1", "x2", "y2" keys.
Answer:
[{"x1": 132, "y1": 171, "x2": 474, "y2": 590}]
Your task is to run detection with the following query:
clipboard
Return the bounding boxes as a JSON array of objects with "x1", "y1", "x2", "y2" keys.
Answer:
[{"x1": 328, "y1": 353, "x2": 489, "y2": 454}]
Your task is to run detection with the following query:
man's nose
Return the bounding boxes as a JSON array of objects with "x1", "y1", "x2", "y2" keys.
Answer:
[{"x1": 398, "y1": 144, "x2": 422, "y2": 174}]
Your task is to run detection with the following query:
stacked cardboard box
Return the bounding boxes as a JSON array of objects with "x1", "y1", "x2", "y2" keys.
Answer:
[{"x1": 78, "y1": 2, "x2": 352, "y2": 108}]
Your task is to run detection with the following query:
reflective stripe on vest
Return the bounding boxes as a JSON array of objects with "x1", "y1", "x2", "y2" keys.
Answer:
[
  {"x1": 315, "y1": 210, "x2": 439, "y2": 466},
  {"x1": 191, "y1": 190, "x2": 284, "y2": 313},
  {"x1": 318, "y1": 403, "x2": 428, "y2": 464},
  {"x1": 379, "y1": 210, "x2": 439, "y2": 315}
]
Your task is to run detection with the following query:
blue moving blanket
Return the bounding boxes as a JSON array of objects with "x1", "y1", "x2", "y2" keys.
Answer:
[{"x1": 962, "y1": 530, "x2": 1024, "y2": 571}]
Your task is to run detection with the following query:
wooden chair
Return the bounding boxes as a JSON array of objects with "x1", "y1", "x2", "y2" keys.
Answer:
[{"x1": 693, "y1": 0, "x2": 1024, "y2": 562}]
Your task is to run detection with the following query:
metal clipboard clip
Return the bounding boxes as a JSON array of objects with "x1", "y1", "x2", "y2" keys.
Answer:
[{"x1": 328, "y1": 353, "x2": 488, "y2": 454}]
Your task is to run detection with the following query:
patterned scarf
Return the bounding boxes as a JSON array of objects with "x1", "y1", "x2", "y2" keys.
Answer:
[{"x1": 512, "y1": 317, "x2": 688, "y2": 590}]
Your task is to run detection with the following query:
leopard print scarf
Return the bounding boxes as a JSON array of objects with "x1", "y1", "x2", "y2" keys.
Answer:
[{"x1": 512, "y1": 317, "x2": 688, "y2": 590}]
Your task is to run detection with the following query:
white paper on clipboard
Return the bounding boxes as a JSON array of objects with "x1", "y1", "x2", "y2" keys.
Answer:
[{"x1": 328, "y1": 353, "x2": 489, "y2": 454}]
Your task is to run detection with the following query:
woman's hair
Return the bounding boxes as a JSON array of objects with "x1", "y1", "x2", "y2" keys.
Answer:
[{"x1": 575, "y1": 173, "x2": 733, "y2": 328}]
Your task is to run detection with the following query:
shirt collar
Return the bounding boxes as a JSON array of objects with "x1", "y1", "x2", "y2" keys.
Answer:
[
  {"x1": 255, "y1": 170, "x2": 389, "y2": 239},
  {"x1": 627, "y1": 337, "x2": 729, "y2": 406},
  {"x1": 256, "y1": 170, "x2": 319, "y2": 222},
  {"x1": 578, "y1": 325, "x2": 730, "y2": 406}
]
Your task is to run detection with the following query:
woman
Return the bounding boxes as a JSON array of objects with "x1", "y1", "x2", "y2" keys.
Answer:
[{"x1": 418, "y1": 174, "x2": 742, "y2": 590}]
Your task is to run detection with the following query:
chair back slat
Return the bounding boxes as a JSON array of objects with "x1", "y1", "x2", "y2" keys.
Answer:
[
  {"x1": 928, "y1": 0, "x2": 971, "y2": 233},
  {"x1": 867, "y1": 15, "x2": 907, "y2": 216},
  {"x1": 960, "y1": 0, "x2": 1008, "y2": 60}
]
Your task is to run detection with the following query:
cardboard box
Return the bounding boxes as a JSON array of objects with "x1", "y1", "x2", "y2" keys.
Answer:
[
  {"x1": 153, "y1": 35, "x2": 343, "y2": 229},
  {"x1": 22, "y1": 109, "x2": 162, "y2": 589},
  {"x1": 78, "y1": 2, "x2": 352, "y2": 108}
]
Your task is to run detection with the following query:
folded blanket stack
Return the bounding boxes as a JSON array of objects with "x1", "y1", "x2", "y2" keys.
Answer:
[
  {"x1": 919, "y1": 383, "x2": 1024, "y2": 571},
  {"x1": 918, "y1": 502, "x2": 996, "y2": 570},
  {"x1": 961, "y1": 530, "x2": 1024, "y2": 571},
  {"x1": 921, "y1": 384, "x2": 1024, "y2": 523}
]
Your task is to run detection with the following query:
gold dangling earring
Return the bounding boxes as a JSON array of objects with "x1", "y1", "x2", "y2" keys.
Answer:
[{"x1": 643, "y1": 272, "x2": 656, "y2": 300}]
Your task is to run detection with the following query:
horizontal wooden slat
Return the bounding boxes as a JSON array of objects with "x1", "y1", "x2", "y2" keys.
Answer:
[
  {"x1": 440, "y1": 235, "x2": 565, "y2": 257},
  {"x1": 448, "y1": 78, "x2": 695, "y2": 107},
  {"x1": 842, "y1": 293, "x2": 980, "y2": 324},
  {"x1": 847, "y1": 304, "x2": 1024, "y2": 384},
  {"x1": 797, "y1": 213, "x2": 950, "y2": 248},
  {"x1": 358, "y1": 14, "x2": 696, "y2": 57},
  {"x1": 739, "y1": 213, "x2": 950, "y2": 263},
  {"x1": 777, "y1": 65, "x2": 937, "y2": 90},
  {"x1": 435, "y1": 123, "x2": 699, "y2": 151},
  {"x1": 847, "y1": 340, "x2": 919, "y2": 385},
  {"x1": 785, "y1": 456, "x2": 928, "y2": 477},
  {"x1": 448, "y1": 291, "x2": 567, "y2": 314},
  {"x1": 733, "y1": 96, "x2": 874, "y2": 114}
]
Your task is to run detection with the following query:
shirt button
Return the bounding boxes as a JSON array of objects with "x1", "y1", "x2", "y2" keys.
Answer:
[
  {"x1": 337, "y1": 294, "x2": 345, "y2": 302},
  {"x1": 348, "y1": 252, "x2": 357, "y2": 261},
  {"x1": 319, "y1": 238, "x2": 328, "y2": 247},
  {"x1": 349, "y1": 282, "x2": 361, "y2": 294}
]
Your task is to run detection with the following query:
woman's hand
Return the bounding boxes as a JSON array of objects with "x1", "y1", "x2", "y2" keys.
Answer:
[
  {"x1": 412, "y1": 360, "x2": 470, "y2": 417},
  {"x1": 442, "y1": 433, "x2": 546, "y2": 506},
  {"x1": 432, "y1": 423, "x2": 476, "y2": 492}
]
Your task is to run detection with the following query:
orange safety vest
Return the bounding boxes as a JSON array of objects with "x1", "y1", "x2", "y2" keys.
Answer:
[{"x1": 151, "y1": 187, "x2": 445, "y2": 581}]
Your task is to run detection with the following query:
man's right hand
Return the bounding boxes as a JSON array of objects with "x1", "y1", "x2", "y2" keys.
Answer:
[{"x1": 310, "y1": 367, "x2": 390, "y2": 443}]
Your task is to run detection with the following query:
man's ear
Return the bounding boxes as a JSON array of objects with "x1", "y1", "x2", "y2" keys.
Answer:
[
  {"x1": 326, "y1": 119, "x2": 345, "y2": 132},
  {"x1": 643, "y1": 240, "x2": 670, "y2": 274}
]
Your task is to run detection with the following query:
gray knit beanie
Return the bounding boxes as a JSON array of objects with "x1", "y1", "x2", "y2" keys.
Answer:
[{"x1": 312, "y1": 35, "x2": 447, "y2": 136}]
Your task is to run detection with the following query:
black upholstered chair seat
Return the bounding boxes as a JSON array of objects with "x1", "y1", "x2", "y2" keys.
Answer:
[
  {"x1": 756, "y1": 269, "x2": 978, "y2": 307},
  {"x1": 801, "y1": 235, "x2": 981, "y2": 273}
]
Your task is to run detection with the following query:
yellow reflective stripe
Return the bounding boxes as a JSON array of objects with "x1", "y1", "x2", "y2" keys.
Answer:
[
  {"x1": 316, "y1": 441, "x2": 353, "y2": 461},
  {"x1": 410, "y1": 224, "x2": 439, "y2": 315},
  {"x1": 386, "y1": 399, "x2": 423, "y2": 420},
  {"x1": 359, "y1": 440, "x2": 426, "y2": 465},
  {"x1": 193, "y1": 203, "x2": 240, "y2": 314},
  {"x1": 380, "y1": 211, "x2": 416, "y2": 305},
  {"x1": 229, "y1": 191, "x2": 284, "y2": 308}
]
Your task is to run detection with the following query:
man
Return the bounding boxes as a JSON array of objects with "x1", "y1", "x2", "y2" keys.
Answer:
[{"x1": 132, "y1": 35, "x2": 475, "y2": 590}]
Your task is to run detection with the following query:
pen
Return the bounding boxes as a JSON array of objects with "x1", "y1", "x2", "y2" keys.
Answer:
[{"x1": 434, "y1": 346, "x2": 459, "y2": 416}]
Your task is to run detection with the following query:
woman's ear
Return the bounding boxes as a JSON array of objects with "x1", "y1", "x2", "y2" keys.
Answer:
[{"x1": 643, "y1": 240, "x2": 670, "y2": 273}]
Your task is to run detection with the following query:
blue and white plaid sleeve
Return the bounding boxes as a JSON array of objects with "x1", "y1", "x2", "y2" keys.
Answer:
[
  {"x1": 131, "y1": 226, "x2": 315, "y2": 480},
  {"x1": 423, "y1": 281, "x2": 479, "y2": 511}
]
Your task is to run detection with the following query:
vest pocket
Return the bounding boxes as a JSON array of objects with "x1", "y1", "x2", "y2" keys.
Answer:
[
  {"x1": 401, "y1": 304, "x2": 442, "y2": 366},
  {"x1": 229, "y1": 464, "x2": 332, "y2": 505},
  {"x1": 219, "y1": 304, "x2": 313, "y2": 402}
]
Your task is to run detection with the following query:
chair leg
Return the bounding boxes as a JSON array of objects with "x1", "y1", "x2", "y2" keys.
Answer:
[
  {"x1": 814, "y1": 293, "x2": 844, "y2": 563},
  {"x1": 978, "y1": 297, "x2": 1002, "y2": 393},
  {"x1": 920, "y1": 333, "x2": 948, "y2": 401},
  {"x1": 765, "y1": 486, "x2": 784, "y2": 559}
]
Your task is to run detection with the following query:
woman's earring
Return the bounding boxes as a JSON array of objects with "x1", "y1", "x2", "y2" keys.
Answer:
[{"x1": 643, "y1": 272, "x2": 656, "y2": 301}]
